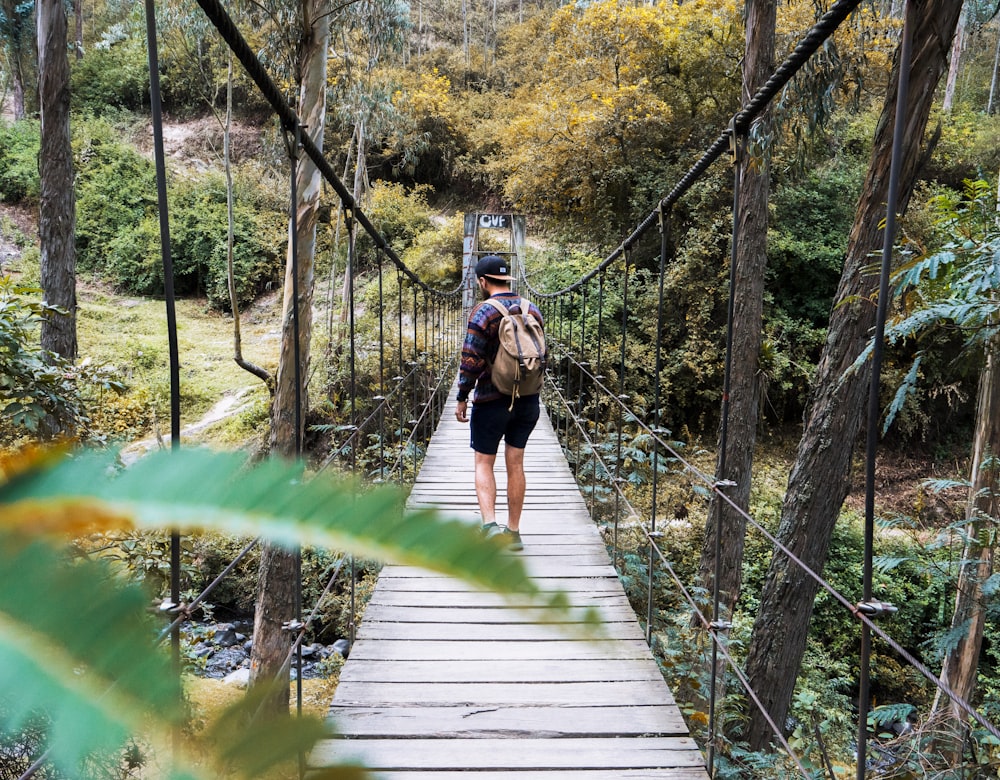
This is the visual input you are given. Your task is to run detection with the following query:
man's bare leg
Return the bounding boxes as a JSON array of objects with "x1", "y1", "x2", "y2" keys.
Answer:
[
  {"x1": 504, "y1": 445, "x2": 526, "y2": 532},
  {"x1": 474, "y1": 451, "x2": 498, "y2": 525}
]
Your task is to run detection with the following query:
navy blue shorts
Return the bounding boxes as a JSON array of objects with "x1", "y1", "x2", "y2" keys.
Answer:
[{"x1": 470, "y1": 395, "x2": 540, "y2": 455}]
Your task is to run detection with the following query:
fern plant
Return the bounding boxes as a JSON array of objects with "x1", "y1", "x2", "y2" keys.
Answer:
[{"x1": 0, "y1": 445, "x2": 580, "y2": 778}]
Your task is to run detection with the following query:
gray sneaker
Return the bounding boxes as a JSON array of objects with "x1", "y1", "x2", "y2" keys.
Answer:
[{"x1": 504, "y1": 528, "x2": 523, "y2": 551}]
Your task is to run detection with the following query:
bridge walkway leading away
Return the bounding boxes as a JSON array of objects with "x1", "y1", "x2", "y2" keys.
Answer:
[{"x1": 309, "y1": 396, "x2": 710, "y2": 778}]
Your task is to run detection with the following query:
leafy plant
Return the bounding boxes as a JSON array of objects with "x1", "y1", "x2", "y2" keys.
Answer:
[
  {"x1": 0, "y1": 119, "x2": 40, "y2": 203},
  {"x1": 0, "y1": 445, "x2": 585, "y2": 778}
]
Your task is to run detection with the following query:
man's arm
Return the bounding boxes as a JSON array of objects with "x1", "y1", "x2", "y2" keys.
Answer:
[{"x1": 456, "y1": 304, "x2": 491, "y2": 403}]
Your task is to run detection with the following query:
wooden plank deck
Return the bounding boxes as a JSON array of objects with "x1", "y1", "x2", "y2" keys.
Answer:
[{"x1": 309, "y1": 396, "x2": 709, "y2": 779}]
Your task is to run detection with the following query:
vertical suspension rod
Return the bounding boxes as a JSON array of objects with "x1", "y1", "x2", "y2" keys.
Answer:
[
  {"x1": 857, "y1": 5, "x2": 914, "y2": 777},
  {"x1": 143, "y1": 0, "x2": 182, "y2": 759},
  {"x1": 708, "y1": 123, "x2": 744, "y2": 774},
  {"x1": 647, "y1": 208, "x2": 670, "y2": 645}
]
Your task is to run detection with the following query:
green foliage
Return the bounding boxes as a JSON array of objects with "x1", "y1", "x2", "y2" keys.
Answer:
[
  {"x1": 853, "y1": 178, "x2": 999, "y2": 437},
  {"x1": 74, "y1": 119, "x2": 284, "y2": 311},
  {"x1": 74, "y1": 117, "x2": 158, "y2": 274},
  {"x1": 0, "y1": 119, "x2": 40, "y2": 203},
  {"x1": 399, "y1": 212, "x2": 464, "y2": 287},
  {"x1": 356, "y1": 181, "x2": 437, "y2": 264},
  {"x1": 490, "y1": 0, "x2": 741, "y2": 234},
  {"x1": 70, "y1": 20, "x2": 150, "y2": 114},
  {"x1": 0, "y1": 275, "x2": 126, "y2": 441},
  {"x1": 0, "y1": 445, "x2": 583, "y2": 778}
]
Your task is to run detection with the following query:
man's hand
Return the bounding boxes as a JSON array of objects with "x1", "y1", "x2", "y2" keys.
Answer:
[{"x1": 455, "y1": 400, "x2": 469, "y2": 423}]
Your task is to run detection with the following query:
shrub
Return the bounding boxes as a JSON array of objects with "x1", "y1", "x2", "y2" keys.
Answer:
[
  {"x1": 70, "y1": 33, "x2": 149, "y2": 114},
  {"x1": 74, "y1": 119, "x2": 158, "y2": 273},
  {"x1": 0, "y1": 120, "x2": 40, "y2": 203},
  {"x1": 106, "y1": 173, "x2": 285, "y2": 311}
]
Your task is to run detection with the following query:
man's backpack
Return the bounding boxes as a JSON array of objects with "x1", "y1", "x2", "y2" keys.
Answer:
[{"x1": 482, "y1": 297, "x2": 547, "y2": 408}]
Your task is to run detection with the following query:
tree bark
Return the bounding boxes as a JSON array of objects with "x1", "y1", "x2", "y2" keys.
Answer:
[
  {"x1": 73, "y1": 0, "x2": 82, "y2": 59},
  {"x1": 941, "y1": 3, "x2": 966, "y2": 113},
  {"x1": 250, "y1": 0, "x2": 330, "y2": 716},
  {"x1": 697, "y1": 0, "x2": 775, "y2": 622},
  {"x1": 37, "y1": 0, "x2": 77, "y2": 360},
  {"x1": 742, "y1": 0, "x2": 964, "y2": 752},
  {"x1": 930, "y1": 331, "x2": 1000, "y2": 761}
]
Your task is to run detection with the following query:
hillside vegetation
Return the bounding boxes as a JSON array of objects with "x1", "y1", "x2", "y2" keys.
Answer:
[{"x1": 3, "y1": 0, "x2": 1000, "y2": 777}]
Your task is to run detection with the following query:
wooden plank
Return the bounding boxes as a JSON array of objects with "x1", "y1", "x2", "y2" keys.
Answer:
[
  {"x1": 326, "y1": 704, "x2": 688, "y2": 737},
  {"x1": 387, "y1": 562, "x2": 618, "y2": 578},
  {"x1": 355, "y1": 621, "x2": 645, "y2": 641},
  {"x1": 367, "y1": 590, "x2": 633, "y2": 608},
  {"x1": 346, "y1": 638, "x2": 655, "y2": 662},
  {"x1": 332, "y1": 681, "x2": 676, "y2": 707},
  {"x1": 338, "y1": 658, "x2": 665, "y2": 684},
  {"x1": 361, "y1": 603, "x2": 638, "y2": 624},
  {"x1": 309, "y1": 737, "x2": 706, "y2": 770},
  {"x1": 372, "y1": 575, "x2": 622, "y2": 592},
  {"x1": 334, "y1": 771, "x2": 708, "y2": 780}
]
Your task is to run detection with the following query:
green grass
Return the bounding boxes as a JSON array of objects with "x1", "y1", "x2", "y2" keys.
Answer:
[{"x1": 77, "y1": 281, "x2": 281, "y2": 439}]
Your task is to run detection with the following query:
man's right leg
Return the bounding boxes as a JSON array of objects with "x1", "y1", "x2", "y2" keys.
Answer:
[{"x1": 474, "y1": 451, "x2": 499, "y2": 527}]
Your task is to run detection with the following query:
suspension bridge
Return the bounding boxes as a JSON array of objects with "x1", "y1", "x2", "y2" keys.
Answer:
[
  {"x1": 113, "y1": 1, "x2": 1000, "y2": 779},
  {"x1": 309, "y1": 397, "x2": 709, "y2": 777}
]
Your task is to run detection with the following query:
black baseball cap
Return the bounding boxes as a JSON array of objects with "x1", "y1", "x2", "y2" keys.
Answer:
[{"x1": 475, "y1": 254, "x2": 513, "y2": 281}]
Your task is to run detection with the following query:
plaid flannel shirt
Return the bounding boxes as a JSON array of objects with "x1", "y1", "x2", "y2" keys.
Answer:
[{"x1": 456, "y1": 292, "x2": 544, "y2": 404}]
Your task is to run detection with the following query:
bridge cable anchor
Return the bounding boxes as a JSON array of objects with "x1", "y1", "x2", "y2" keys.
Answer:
[{"x1": 855, "y1": 601, "x2": 898, "y2": 619}]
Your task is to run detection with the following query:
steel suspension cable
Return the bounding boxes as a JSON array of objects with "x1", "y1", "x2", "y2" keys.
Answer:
[
  {"x1": 547, "y1": 355, "x2": 812, "y2": 774},
  {"x1": 378, "y1": 250, "x2": 386, "y2": 482},
  {"x1": 647, "y1": 208, "x2": 669, "y2": 646},
  {"x1": 141, "y1": 2, "x2": 182, "y2": 762},
  {"x1": 561, "y1": 346, "x2": 1000, "y2": 742}
]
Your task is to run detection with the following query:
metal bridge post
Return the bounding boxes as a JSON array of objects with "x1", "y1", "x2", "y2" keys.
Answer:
[{"x1": 857, "y1": 4, "x2": 914, "y2": 777}]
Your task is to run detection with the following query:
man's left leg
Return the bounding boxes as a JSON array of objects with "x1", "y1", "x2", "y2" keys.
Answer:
[
  {"x1": 474, "y1": 451, "x2": 499, "y2": 527},
  {"x1": 504, "y1": 444, "x2": 526, "y2": 533}
]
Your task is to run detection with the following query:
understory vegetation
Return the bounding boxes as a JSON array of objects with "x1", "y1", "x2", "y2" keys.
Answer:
[{"x1": 3, "y1": 0, "x2": 1000, "y2": 777}]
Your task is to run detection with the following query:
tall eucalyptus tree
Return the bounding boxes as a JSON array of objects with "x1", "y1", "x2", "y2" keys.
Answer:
[
  {"x1": 250, "y1": 0, "x2": 332, "y2": 716},
  {"x1": 742, "y1": 1, "x2": 964, "y2": 751},
  {"x1": 37, "y1": 0, "x2": 76, "y2": 360}
]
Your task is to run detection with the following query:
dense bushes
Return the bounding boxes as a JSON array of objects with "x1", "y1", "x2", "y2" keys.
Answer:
[
  {"x1": 70, "y1": 37, "x2": 150, "y2": 114},
  {"x1": 108, "y1": 173, "x2": 286, "y2": 310},
  {"x1": 0, "y1": 120, "x2": 40, "y2": 203},
  {"x1": 73, "y1": 118, "x2": 284, "y2": 310}
]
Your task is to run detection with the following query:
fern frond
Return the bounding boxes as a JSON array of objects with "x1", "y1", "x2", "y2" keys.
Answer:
[{"x1": 0, "y1": 447, "x2": 580, "y2": 614}]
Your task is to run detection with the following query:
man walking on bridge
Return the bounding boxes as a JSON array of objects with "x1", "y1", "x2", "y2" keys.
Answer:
[{"x1": 455, "y1": 255, "x2": 544, "y2": 551}]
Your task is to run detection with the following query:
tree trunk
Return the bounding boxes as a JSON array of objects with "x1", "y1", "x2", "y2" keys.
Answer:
[
  {"x1": 941, "y1": 3, "x2": 966, "y2": 113},
  {"x1": 742, "y1": 0, "x2": 964, "y2": 752},
  {"x1": 697, "y1": 0, "x2": 775, "y2": 622},
  {"x1": 250, "y1": 0, "x2": 331, "y2": 717},
  {"x1": 987, "y1": 24, "x2": 1000, "y2": 115},
  {"x1": 73, "y1": 0, "x2": 82, "y2": 59},
  {"x1": 930, "y1": 335, "x2": 1000, "y2": 761},
  {"x1": 11, "y1": 54, "x2": 25, "y2": 119},
  {"x1": 37, "y1": 0, "x2": 77, "y2": 361}
]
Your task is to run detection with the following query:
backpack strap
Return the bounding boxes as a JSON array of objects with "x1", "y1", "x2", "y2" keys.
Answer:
[
  {"x1": 482, "y1": 297, "x2": 530, "y2": 409},
  {"x1": 516, "y1": 297, "x2": 546, "y2": 367}
]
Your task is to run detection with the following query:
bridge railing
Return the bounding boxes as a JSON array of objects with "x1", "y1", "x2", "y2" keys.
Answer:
[
  {"x1": 520, "y1": 2, "x2": 1000, "y2": 777},
  {"x1": 127, "y1": 5, "x2": 467, "y2": 778}
]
